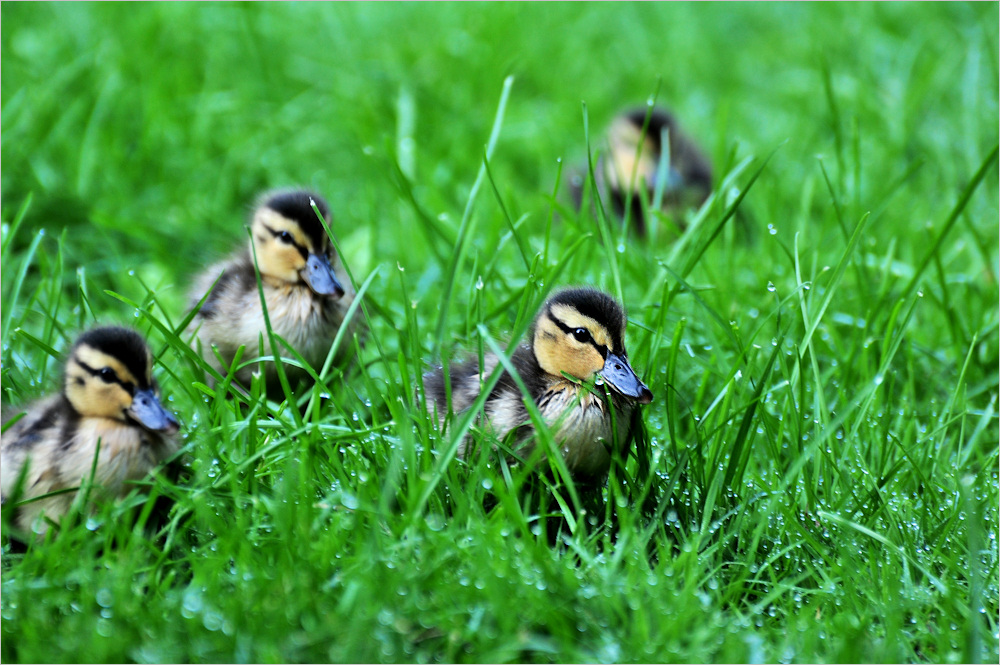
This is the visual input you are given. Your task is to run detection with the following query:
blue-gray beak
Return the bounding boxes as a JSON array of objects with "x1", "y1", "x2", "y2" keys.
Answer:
[
  {"x1": 598, "y1": 352, "x2": 653, "y2": 405},
  {"x1": 129, "y1": 389, "x2": 180, "y2": 434},
  {"x1": 303, "y1": 253, "x2": 345, "y2": 298}
]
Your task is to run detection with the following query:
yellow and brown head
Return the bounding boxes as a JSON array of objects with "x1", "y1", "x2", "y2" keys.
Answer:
[
  {"x1": 531, "y1": 288, "x2": 653, "y2": 404},
  {"x1": 63, "y1": 326, "x2": 179, "y2": 433},
  {"x1": 249, "y1": 190, "x2": 346, "y2": 298}
]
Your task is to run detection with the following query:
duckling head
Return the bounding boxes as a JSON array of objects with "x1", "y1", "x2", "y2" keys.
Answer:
[
  {"x1": 604, "y1": 111, "x2": 663, "y2": 195},
  {"x1": 531, "y1": 288, "x2": 653, "y2": 405},
  {"x1": 249, "y1": 190, "x2": 346, "y2": 298},
  {"x1": 63, "y1": 326, "x2": 179, "y2": 434},
  {"x1": 604, "y1": 108, "x2": 688, "y2": 199}
]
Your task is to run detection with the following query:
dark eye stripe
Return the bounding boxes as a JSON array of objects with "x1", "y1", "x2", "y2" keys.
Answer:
[
  {"x1": 262, "y1": 223, "x2": 309, "y2": 260},
  {"x1": 76, "y1": 360, "x2": 135, "y2": 394},
  {"x1": 546, "y1": 311, "x2": 609, "y2": 359}
]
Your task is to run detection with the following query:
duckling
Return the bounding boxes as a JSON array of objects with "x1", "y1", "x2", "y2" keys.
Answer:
[
  {"x1": 573, "y1": 107, "x2": 712, "y2": 236},
  {"x1": 187, "y1": 189, "x2": 359, "y2": 395},
  {"x1": 1, "y1": 326, "x2": 180, "y2": 536},
  {"x1": 424, "y1": 288, "x2": 653, "y2": 484}
]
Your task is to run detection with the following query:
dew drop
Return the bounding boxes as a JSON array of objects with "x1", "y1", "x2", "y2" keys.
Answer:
[{"x1": 340, "y1": 492, "x2": 359, "y2": 510}]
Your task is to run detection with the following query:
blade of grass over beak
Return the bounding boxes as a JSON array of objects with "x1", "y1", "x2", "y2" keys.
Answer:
[{"x1": 433, "y1": 75, "x2": 515, "y2": 356}]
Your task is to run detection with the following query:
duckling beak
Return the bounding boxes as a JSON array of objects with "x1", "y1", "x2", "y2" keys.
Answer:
[
  {"x1": 599, "y1": 353, "x2": 653, "y2": 405},
  {"x1": 303, "y1": 253, "x2": 346, "y2": 298},
  {"x1": 128, "y1": 389, "x2": 180, "y2": 434}
]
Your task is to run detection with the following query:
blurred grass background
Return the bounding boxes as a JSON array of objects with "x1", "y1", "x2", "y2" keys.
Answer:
[{"x1": 2, "y1": 2, "x2": 998, "y2": 662}]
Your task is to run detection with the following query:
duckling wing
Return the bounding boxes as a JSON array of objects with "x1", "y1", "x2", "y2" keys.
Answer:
[
  {"x1": 188, "y1": 252, "x2": 257, "y2": 322},
  {"x1": 479, "y1": 345, "x2": 548, "y2": 437},
  {"x1": 1, "y1": 395, "x2": 72, "y2": 502},
  {"x1": 1, "y1": 395, "x2": 70, "y2": 452},
  {"x1": 424, "y1": 353, "x2": 499, "y2": 419}
]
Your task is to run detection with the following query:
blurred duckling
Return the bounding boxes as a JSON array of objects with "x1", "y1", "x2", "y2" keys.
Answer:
[
  {"x1": 425, "y1": 287, "x2": 653, "y2": 484},
  {"x1": 574, "y1": 107, "x2": 712, "y2": 236},
  {"x1": 188, "y1": 189, "x2": 359, "y2": 395},
  {"x1": 1, "y1": 326, "x2": 180, "y2": 536}
]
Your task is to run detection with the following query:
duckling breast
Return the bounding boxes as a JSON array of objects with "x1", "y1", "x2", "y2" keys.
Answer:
[
  {"x1": 537, "y1": 384, "x2": 633, "y2": 479},
  {"x1": 66, "y1": 418, "x2": 179, "y2": 496},
  {"x1": 266, "y1": 282, "x2": 357, "y2": 366}
]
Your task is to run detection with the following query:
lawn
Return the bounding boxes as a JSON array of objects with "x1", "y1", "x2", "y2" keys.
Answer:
[{"x1": 2, "y1": 2, "x2": 998, "y2": 662}]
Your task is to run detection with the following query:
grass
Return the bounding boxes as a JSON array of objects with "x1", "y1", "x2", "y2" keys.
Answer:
[{"x1": 2, "y1": 2, "x2": 998, "y2": 662}]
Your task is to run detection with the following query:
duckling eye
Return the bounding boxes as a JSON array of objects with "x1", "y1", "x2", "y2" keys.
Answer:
[
  {"x1": 572, "y1": 328, "x2": 592, "y2": 343},
  {"x1": 278, "y1": 231, "x2": 294, "y2": 244},
  {"x1": 98, "y1": 367, "x2": 117, "y2": 383}
]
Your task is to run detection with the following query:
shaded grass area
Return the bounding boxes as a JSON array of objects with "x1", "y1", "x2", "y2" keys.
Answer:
[{"x1": 2, "y1": 3, "x2": 998, "y2": 662}]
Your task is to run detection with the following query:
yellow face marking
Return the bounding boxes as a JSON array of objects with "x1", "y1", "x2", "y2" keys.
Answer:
[
  {"x1": 73, "y1": 346, "x2": 142, "y2": 385},
  {"x1": 64, "y1": 347, "x2": 141, "y2": 421},
  {"x1": 606, "y1": 117, "x2": 658, "y2": 192},
  {"x1": 533, "y1": 304, "x2": 615, "y2": 381},
  {"x1": 250, "y1": 208, "x2": 328, "y2": 283}
]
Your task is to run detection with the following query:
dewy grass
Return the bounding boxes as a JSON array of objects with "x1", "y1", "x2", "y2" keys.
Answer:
[{"x1": 2, "y1": 3, "x2": 998, "y2": 663}]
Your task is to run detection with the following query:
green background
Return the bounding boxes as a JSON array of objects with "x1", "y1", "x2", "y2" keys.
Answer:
[{"x1": 2, "y1": 3, "x2": 998, "y2": 662}]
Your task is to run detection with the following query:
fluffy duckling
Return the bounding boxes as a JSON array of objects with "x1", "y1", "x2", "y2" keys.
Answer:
[
  {"x1": 188, "y1": 189, "x2": 358, "y2": 395},
  {"x1": 574, "y1": 107, "x2": 712, "y2": 236},
  {"x1": 425, "y1": 288, "x2": 653, "y2": 484},
  {"x1": 1, "y1": 326, "x2": 180, "y2": 536}
]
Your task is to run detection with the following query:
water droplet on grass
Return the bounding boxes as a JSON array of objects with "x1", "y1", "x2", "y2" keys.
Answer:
[
  {"x1": 95, "y1": 588, "x2": 113, "y2": 608},
  {"x1": 425, "y1": 513, "x2": 445, "y2": 531}
]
